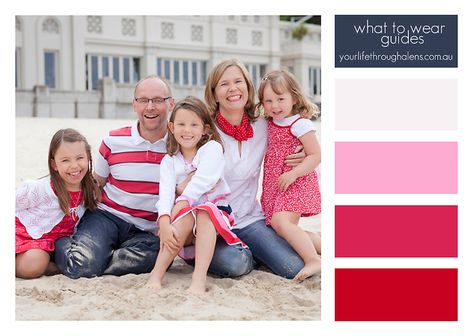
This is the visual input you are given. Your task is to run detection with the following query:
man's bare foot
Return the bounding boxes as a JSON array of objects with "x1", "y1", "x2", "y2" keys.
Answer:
[{"x1": 293, "y1": 259, "x2": 321, "y2": 282}]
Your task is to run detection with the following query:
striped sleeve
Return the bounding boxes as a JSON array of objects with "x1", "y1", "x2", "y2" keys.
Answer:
[{"x1": 95, "y1": 140, "x2": 111, "y2": 178}]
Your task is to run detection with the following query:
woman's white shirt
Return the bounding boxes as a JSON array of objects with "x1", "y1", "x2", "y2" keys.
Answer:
[{"x1": 218, "y1": 117, "x2": 267, "y2": 229}]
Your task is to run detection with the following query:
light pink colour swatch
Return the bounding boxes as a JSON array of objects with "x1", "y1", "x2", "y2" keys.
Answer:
[{"x1": 335, "y1": 142, "x2": 457, "y2": 194}]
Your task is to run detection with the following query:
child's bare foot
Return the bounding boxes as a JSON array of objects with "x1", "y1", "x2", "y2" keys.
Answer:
[
  {"x1": 187, "y1": 275, "x2": 207, "y2": 295},
  {"x1": 145, "y1": 277, "x2": 163, "y2": 290},
  {"x1": 187, "y1": 284, "x2": 206, "y2": 296},
  {"x1": 293, "y1": 259, "x2": 321, "y2": 282}
]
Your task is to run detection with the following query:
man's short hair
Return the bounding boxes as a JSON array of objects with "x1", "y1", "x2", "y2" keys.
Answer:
[{"x1": 134, "y1": 75, "x2": 172, "y2": 97}]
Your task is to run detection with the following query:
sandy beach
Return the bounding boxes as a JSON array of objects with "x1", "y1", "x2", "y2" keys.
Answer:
[{"x1": 15, "y1": 116, "x2": 321, "y2": 321}]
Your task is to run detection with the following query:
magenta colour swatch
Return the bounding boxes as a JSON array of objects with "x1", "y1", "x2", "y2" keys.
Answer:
[{"x1": 335, "y1": 142, "x2": 457, "y2": 194}]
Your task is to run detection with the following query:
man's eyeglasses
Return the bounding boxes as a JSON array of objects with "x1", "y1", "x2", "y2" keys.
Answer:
[{"x1": 134, "y1": 97, "x2": 171, "y2": 105}]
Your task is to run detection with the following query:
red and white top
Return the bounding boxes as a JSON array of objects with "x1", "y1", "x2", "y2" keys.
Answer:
[
  {"x1": 15, "y1": 176, "x2": 85, "y2": 239},
  {"x1": 95, "y1": 121, "x2": 166, "y2": 232},
  {"x1": 272, "y1": 113, "x2": 316, "y2": 137},
  {"x1": 156, "y1": 140, "x2": 230, "y2": 218}
]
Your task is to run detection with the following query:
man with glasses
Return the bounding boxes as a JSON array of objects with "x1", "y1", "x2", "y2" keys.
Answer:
[{"x1": 55, "y1": 75, "x2": 175, "y2": 278}]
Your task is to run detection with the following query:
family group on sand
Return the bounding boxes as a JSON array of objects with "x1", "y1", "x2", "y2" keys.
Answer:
[{"x1": 15, "y1": 59, "x2": 321, "y2": 295}]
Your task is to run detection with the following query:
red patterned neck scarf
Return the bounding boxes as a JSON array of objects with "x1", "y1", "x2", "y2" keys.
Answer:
[{"x1": 216, "y1": 111, "x2": 254, "y2": 142}]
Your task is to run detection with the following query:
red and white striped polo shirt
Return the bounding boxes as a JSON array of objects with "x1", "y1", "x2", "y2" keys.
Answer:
[{"x1": 95, "y1": 120, "x2": 166, "y2": 232}]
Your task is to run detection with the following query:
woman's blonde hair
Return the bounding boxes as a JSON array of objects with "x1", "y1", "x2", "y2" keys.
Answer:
[
  {"x1": 257, "y1": 69, "x2": 319, "y2": 119},
  {"x1": 204, "y1": 59, "x2": 258, "y2": 123},
  {"x1": 48, "y1": 128, "x2": 101, "y2": 215},
  {"x1": 166, "y1": 96, "x2": 224, "y2": 156}
]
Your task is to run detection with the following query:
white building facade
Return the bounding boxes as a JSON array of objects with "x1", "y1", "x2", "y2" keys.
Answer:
[{"x1": 15, "y1": 15, "x2": 321, "y2": 119}]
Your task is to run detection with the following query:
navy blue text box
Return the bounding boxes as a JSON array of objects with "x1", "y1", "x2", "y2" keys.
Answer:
[{"x1": 335, "y1": 15, "x2": 457, "y2": 67}]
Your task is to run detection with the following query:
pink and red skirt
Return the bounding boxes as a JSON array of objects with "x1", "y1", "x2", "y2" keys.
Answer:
[
  {"x1": 15, "y1": 216, "x2": 75, "y2": 254},
  {"x1": 170, "y1": 202, "x2": 247, "y2": 260}
]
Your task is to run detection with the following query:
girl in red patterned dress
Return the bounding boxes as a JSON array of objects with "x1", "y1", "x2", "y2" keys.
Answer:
[
  {"x1": 258, "y1": 70, "x2": 321, "y2": 281},
  {"x1": 15, "y1": 129, "x2": 100, "y2": 279}
]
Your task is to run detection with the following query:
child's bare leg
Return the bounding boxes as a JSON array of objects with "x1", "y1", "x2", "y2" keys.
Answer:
[
  {"x1": 146, "y1": 214, "x2": 194, "y2": 289},
  {"x1": 16, "y1": 249, "x2": 50, "y2": 279},
  {"x1": 146, "y1": 247, "x2": 175, "y2": 289},
  {"x1": 188, "y1": 210, "x2": 216, "y2": 295},
  {"x1": 305, "y1": 231, "x2": 321, "y2": 254},
  {"x1": 271, "y1": 212, "x2": 321, "y2": 281}
]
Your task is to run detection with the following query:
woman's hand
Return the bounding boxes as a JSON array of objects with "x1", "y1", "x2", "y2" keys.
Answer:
[
  {"x1": 176, "y1": 172, "x2": 218, "y2": 196},
  {"x1": 284, "y1": 145, "x2": 306, "y2": 167},
  {"x1": 176, "y1": 172, "x2": 195, "y2": 196},
  {"x1": 204, "y1": 181, "x2": 219, "y2": 195},
  {"x1": 278, "y1": 170, "x2": 297, "y2": 192}
]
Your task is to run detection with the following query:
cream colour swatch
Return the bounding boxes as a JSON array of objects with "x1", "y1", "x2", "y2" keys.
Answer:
[{"x1": 335, "y1": 78, "x2": 457, "y2": 130}]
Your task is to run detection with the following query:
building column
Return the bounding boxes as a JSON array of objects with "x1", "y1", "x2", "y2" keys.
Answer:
[
  {"x1": 209, "y1": 16, "x2": 221, "y2": 67},
  {"x1": 268, "y1": 16, "x2": 281, "y2": 70},
  {"x1": 142, "y1": 49, "x2": 157, "y2": 78},
  {"x1": 142, "y1": 16, "x2": 157, "y2": 78},
  {"x1": 71, "y1": 16, "x2": 87, "y2": 91},
  {"x1": 22, "y1": 18, "x2": 38, "y2": 89},
  {"x1": 33, "y1": 85, "x2": 51, "y2": 117},
  {"x1": 99, "y1": 78, "x2": 117, "y2": 118}
]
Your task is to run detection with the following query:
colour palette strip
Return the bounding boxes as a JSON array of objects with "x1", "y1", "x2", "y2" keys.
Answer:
[
  {"x1": 335, "y1": 142, "x2": 457, "y2": 194},
  {"x1": 335, "y1": 268, "x2": 458, "y2": 321},
  {"x1": 335, "y1": 78, "x2": 457, "y2": 131},
  {"x1": 335, "y1": 205, "x2": 457, "y2": 257}
]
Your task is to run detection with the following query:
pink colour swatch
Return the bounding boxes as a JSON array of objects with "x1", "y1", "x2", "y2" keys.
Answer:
[{"x1": 335, "y1": 142, "x2": 457, "y2": 194}]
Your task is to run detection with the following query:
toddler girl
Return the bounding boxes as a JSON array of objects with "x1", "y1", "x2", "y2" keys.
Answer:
[{"x1": 258, "y1": 70, "x2": 322, "y2": 281}]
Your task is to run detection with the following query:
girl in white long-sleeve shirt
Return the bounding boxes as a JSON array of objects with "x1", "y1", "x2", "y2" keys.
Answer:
[{"x1": 146, "y1": 96, "x2": 246, "y2": 295}]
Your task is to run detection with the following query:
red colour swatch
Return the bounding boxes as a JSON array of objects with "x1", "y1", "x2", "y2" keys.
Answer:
[
  {"x1": 335, "y1": 268, "x2": 458, "y2": 321},
  {"x1": 335, "y1": 205, "x2": 457, "y2": 257}
]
